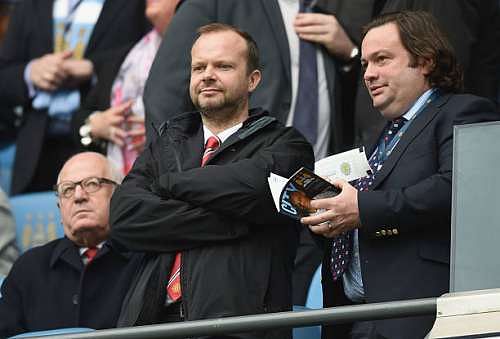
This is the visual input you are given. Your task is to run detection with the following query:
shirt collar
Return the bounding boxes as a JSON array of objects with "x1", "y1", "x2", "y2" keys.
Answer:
[
  {"x1": 79, "y1": 242, "x2": 105, "y2": 256},
  {"x1": 203, "y1": 123, "x2": 243, "y2": 145},
  {"x1": 402, "y1": 88, "x2": 436, "y2": 121}
]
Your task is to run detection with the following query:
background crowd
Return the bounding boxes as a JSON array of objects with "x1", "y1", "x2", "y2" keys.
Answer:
[{"x1": 0, "y1": 0, "x2": 499, "y2": 338}]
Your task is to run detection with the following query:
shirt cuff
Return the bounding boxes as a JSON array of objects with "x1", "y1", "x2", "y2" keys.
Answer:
[{"x1": 24, "y1": 61, "x2": 38, "y2": 98}]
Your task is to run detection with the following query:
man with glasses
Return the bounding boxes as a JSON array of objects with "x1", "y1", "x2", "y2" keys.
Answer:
[{"x1": 0, "y1": 152, "x2": 143, "y2": 337}]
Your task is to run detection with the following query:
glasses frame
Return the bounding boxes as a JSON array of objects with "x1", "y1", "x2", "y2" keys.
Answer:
[{"x1": 53, "y1": 176, "x2": 118, "y2": 199}]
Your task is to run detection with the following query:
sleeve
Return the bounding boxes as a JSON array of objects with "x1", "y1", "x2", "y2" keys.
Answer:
[
  {"x1": 160, "y1": 127, "x2": 315, "y2": 225},
  {"x1": 0, "y1": 189, "x2": 19, "y2": 276},
  {"x1": 358, "y1": 96, "x2": 499, "y2": 237},
  {"x1": 0, "y1": 0, "x2": 32, "y2": 107},
  {"x1": 109, "y1": 141, "x2": 251, "y2": 253},
  {"x1": 143, "y1": 0, "x2": 215, "y2": 139},
  {"x1": 0, "y1": 258, "x2": 27, "y2": 338}
]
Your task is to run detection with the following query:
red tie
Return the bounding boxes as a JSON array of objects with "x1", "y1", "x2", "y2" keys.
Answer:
[
  {"x1": 84, "y1": 247, "x2": 98, "y2": 265},
  {"x1": 167, "y1": 136, "x2": 221, "y2": 302}
]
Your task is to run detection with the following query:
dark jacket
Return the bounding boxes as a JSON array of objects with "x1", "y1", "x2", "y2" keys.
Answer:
[
  {"x1": 110, "y1": 108, "x2": 314, "y2": 338},
  {"x1": 0, "y1": 237, "x2": 144, "y2": 338},
  {"x1": 322, "y1": 94, "x2": 499, "y2": 339}
]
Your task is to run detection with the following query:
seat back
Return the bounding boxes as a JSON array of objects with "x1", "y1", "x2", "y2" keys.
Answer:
[
  {"x1": 10, "y1": 191, "x2": 63, "y2": 253},
  {"x1": 9, "y1": 328, "x2": 94, "y2": 338},
  {"x1": 292, "y1": 306, "x2": 321, "y2": 339},
  {"x1": 0, "y1": 142, "x2": 15, "y2": 195},
  {"x1": 305, "y1": 264, "x2": 323, "y2": 309}
]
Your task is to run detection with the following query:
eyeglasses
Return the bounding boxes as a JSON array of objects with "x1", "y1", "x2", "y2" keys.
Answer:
[{"x1": 54, "y1": 176, "x2": 118, "y2": 199}]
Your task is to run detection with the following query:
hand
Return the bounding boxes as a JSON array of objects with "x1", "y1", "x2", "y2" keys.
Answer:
[
  {"x1": 125, "y1": 115, "x2": 146, "y2": 152},
  {"x1": 294, "y1": 13, "x2": 355, "y2": 60},
  {"x1": 29, "y1": 51, "x2": 73, "y2": 91},
  {"x1": 301, "y1": 179, "x2": 361, "y2": 238},
  {"x1": 61, "y1": 58, "x2": 94, "y2": 87},
  {"x1": 89, "y1": 101, "x2": 132, "y2": 146}
]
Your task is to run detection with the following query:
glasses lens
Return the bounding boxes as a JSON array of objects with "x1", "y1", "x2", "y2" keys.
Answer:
[
  {"x1": 82, "y1": 177, "x2": 102, "y2": 193},
  {"x1": 59, "y1": 183, "x2": 75, "y2": 198}
]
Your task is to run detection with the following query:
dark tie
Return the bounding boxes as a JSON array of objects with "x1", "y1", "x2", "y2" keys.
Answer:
[
  {"x1": 330, "y1": 117, "x2": 407, "y2": 281},
  {"x1": 167, "y1": 135, "x2": 221, "y2": 302},
  {"x1": 293, "y1": 0, "x2": 318, "y2": 145}
]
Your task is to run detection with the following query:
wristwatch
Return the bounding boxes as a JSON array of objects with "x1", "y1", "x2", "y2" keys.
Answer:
[
  {"x1": 341, "y1": 45, "x2": 360, "y2": 72},
  {"x1": 79, "y1": 114, "x2": 94, "y2": 146}
]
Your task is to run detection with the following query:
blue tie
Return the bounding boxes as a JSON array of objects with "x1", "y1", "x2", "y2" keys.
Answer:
[
  {"x1": 293, "y1": 0, "x2": 318, "y2": 145},
  {"x1": 330, "y1": 118, "x2": 407, "y2": 281}
]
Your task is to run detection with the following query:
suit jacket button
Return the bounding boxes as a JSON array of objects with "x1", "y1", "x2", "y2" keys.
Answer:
[
  {"x1": 72, "y1": 294, "x2": 79, "y2": 305},
  {"x1": 392, "y1": 228, "x2": 399, "y2": 235},
  {"x1": 375, "y1": 231, "x2": 381, "y2": 237},
  {"x1": 387, "y1": 229, "x2": 393, "y2": 236},
  {"x1": 381, "y1": 230, "x2": 387, "y2": 236}
]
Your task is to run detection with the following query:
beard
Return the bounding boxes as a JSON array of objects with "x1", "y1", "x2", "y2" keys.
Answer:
[{"x1": 192, "y1": 90, "x2": 246, "y2": 118}]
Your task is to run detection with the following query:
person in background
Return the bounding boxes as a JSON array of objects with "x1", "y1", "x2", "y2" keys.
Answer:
[
  {"x1": 0, "y1": 187, "x2": 18, "y2": 276},
  {"x1": 0, "y1": 152, "x2": 143, "y2": 337},
  {"x1": 73, "y1": 0, "x2": 181, "y2": 175},
  {"x1": 301, "y1": 11, "x2": 499, "y2": 339},
  {"x1": 0, "y1": 0, "x2": 149, "y2": 195}
]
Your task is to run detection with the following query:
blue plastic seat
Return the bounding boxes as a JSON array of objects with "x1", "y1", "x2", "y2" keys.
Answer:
[
  {"x1": 0, "y1": 142, "x2": 15, "y2": 195},
  {"x1": 9, "y1": 191, "x2": 63, "y2": 253},
  {"x1": 9, "y1": 328, "x2": 94, "y2": 338},
  {"x1": 305, "y1": 264, "x2": 323, "y2": 309}
]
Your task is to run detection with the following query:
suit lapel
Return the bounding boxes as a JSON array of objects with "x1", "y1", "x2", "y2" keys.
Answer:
[
  {"x1": 260, "y1": 0, "x2": 291, "y2": 84},
  {"x1": 371, "y1": 94, "x2": 450, "y2": 189},
  {"x1": 85, "y1": 0, "x2": 121, "y2": 55},
  {"x1": 38, "y1": 0, "x2": 55, "y2": 53}
]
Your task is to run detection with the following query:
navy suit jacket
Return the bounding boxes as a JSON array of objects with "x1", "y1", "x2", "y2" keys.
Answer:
[
  {"x1": 0, "y1": 238, "x2": 143, "y2": 337},
  {"x1": 322, "y1": 93, "x2": 498, "y2": 339}
]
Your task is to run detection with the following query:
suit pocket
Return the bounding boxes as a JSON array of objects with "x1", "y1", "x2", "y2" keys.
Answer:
[{"x1": 418, "y1": 241, "x2": 450, "y2": 265}]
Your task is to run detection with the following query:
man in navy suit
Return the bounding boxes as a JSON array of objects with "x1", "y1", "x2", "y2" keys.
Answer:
[
  {"x1": 301, "y1": 11, "x2": 498, "y2": 339},
  {"x1": 0, "y1": 152, "x2": 143, "y2": 337}
]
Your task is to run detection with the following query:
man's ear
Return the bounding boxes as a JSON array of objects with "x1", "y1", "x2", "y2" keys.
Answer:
[
  {"x1": 248, "y1": 69, "x2": 261, "y2": 93},
  {"x1": 419, "y1": 57, "x2": 434, "y2": 76}
]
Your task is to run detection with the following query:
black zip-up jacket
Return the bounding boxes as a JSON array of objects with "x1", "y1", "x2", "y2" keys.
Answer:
[{"x1": 110, "y1": 108, "x2": 314, "y2": 338}]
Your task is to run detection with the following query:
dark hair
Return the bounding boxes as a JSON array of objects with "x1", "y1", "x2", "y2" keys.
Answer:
[
  {"x1": 362, "y1": 11, "x2": 463, "y2": 93},
  {"x1": 195, "y1": 23, "x2": 260, "y2": 74}
]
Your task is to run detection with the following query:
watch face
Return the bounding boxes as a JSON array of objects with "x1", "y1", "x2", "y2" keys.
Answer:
[
  {"x1": 81, "y1": 136, "x2": 92, "y2": 146},
  {"x1": 79, "y1": 124, "x2": 91, "y2": 137}
]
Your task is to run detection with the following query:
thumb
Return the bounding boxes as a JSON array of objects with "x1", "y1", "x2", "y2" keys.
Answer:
[
  {"x1": 331, "y1": 178, "x2": 348, "y2": 190},
  {"x1": 60, "y1": 50, "x2": 74, "y2": 59}
]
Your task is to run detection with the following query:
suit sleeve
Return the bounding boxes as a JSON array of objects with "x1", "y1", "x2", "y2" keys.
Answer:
[
  {"x1": 109, "y1": 141, "x2": 251, "y2": 253},
  {"x1": 0, "y1": 258, "x2": 27, "y2": 338},
  {"x1": 0, "y1": 0, "x2": 31, "y2": 107},
  {"x1": 358, "y1": 96, "x2": 498, "y2": 237},
  {"x1": 143, "y1": 0, "x2": 215, "y2": 139},
  {"x1": 160, "y1": 127, "x2": 315, "y2": 225}
]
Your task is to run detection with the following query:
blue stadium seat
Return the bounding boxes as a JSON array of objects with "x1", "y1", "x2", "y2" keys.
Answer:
[
  {"x1": 305, "y1": 264, "x2": 323, "y2": 309},
  {"x1": 0, "y1": 274, "x2": 4, "y2": 298},
  {"x1": 0, "y1": 142, "x2": 15, "y2": 195},
  {"x1": 9, "y1": 328, "x2": 94, "y2": 338},
  {"x1": 9, "y1": 191, "x2": 63, "y2": 253}
]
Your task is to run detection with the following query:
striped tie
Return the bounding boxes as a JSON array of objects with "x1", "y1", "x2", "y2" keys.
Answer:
[{"x1": 166, "y1": 135, "x2": 221, "y2": 302}]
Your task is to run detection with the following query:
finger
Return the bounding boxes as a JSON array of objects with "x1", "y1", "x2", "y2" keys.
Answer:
[
  {"x1": 294, "y1": 13, "x2": 326, "y2": 26},
  {"x1": 295, "y1": 24, "x2": 330, "y2": 35},
  {"x1": 111, "y1": 101, "x2": 133, "y2": 114},
  {"x1": 297, "y1": 33, "x2": 326, "y2": 45},
  {"x1": 301, "y1": 209, "x2": 334, "y2": 225},
  {"x1": 127, "y1": 128, "x2": 145, "y2": 137},
  {"x1": 126, "y1": 115, "x2": 145, "y2": 124}
]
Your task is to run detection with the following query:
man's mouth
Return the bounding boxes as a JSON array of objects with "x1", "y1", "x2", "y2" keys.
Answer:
[{"x1": 369, "y1": 84, "x2": 385, "y2": 96}]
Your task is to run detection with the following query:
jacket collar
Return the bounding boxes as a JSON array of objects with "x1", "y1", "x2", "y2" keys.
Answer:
[
  {"x1": 371, "y1": 93, "x2": 451, "y2": 189},
  {"x1": 159, "y1": 108, "x2": 276, "y2": 170},
  {"x1": 49, "y1": 237, "x2": 130, "y2": 270}
]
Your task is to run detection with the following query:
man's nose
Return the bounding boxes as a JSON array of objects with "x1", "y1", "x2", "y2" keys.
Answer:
[
  {"x1": 73, "y1": 184, "x2": 88, "y2": 202},
  {"x1": 202, "y1": 65, "x2": 216, "y2": 80},
  {"x1": 363, "y1": 63, "x2": 377, "y2": 82}
]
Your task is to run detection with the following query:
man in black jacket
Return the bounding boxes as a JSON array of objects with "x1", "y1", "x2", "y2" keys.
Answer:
[{"x1": 109, "y1": 24, "x2": 314, "y2": 338}]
